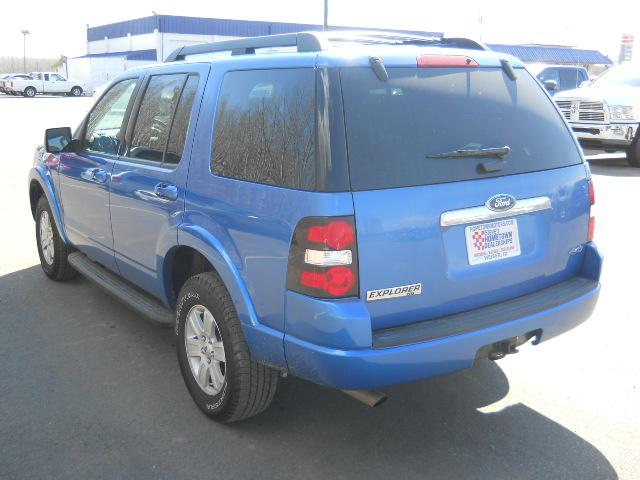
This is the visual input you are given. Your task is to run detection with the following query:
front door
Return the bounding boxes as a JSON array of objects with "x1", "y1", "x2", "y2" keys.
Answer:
[
  {"x1": 58, "y1": 76, "x2": 140, "y2": 271},
  {"x1": 49, "y1": 73, "x2": 70, "y2": 93},
  {"x1": 109, "y1": 67, "x2": 207, "y2": 299}
]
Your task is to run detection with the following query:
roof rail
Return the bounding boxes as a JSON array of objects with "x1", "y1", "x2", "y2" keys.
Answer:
[
  {"x1": 164, "y1": 30, "x2": 487, "y2": 62},
  {"x1": 165, "y1": 32, "x2": 323, "y2": 62}
]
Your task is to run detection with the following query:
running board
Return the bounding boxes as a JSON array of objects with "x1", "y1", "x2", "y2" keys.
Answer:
[{"x1": 68, "y1": 252, "x2": 174, "y2": 325}]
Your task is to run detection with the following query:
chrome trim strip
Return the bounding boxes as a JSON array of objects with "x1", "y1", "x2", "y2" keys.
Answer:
[{"x1": 440, "y1": 196, "x2": 551, "y2": 227}]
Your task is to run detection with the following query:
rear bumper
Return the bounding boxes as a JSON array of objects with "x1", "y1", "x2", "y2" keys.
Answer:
[{"x1": 284, "y1": 244, "x2": 602, "y2": 390}]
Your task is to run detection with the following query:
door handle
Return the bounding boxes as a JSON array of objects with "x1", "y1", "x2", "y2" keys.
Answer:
[
  {"x1": 153, "y1": 182, "x2": 178, "y2": 201},
  {"x1": 91, "y1": 169, "x2": 108, "y2": 183}
]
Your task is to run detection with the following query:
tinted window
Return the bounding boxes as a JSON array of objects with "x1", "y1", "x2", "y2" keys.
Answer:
[
  {"x1": 579, "y1": 70, "x2": 589, "y2": 82},
  {"x1": 84, "y1": 78, "x2": 137, "y2": 155},
  {"x1": 165, "y1": 75, "x2": 199, "y2": 165},
  {"x1": 340, "y1": 67, "x2": 582, "y2": 191},
  {"x1": 537, "y1": 68, "x2": 559, "y2": 84},
  {"x1": 130, "y1": 74, "x2": 185, "y2": 162},
  {"x1": 559, "y1": 69, "x2": 581, "y2": 90},
  {"x1": 212, "y1": 69, "x2": 315, "y2": 190}
]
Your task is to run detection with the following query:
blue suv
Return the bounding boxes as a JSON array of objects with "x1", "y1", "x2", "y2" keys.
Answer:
[{"x1": 29, "y1": 31, "x2": 602, "y2": 422}]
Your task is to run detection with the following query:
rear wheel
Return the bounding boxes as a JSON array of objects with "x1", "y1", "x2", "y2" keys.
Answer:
[
  {"x1": 175, "y1": 272, "x2": 279, "y2": 422},
  {"x1": 70, "y1": 86, "x2": 82, "y2": 97},
  {"x1": 24, "y1": 87, "x2": 36, "y2": 98},
  {"x1": 35, "y1": 196, "x2": 76, "y2": 281},
  {"x1": 627, "y1": 138, "x2": 640, "y2": 167}
]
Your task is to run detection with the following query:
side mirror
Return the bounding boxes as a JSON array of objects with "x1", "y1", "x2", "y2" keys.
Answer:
[
  {"x1": 45, "y1": 127, "x2": 72, "y2": 153},
  {"x1": 543, "y1": 80, "x2": 558, "y2": 91},
  {"x1": 579, "y1": 80, "x2": 591, "y2": 88}
]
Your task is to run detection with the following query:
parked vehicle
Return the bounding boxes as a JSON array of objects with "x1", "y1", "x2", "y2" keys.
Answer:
[
  {"x1": 29, "y1": 31, "x2": 602, "y2": 422},
  {"x1": 527, "y1": 64, "x2": 590, "y2": 95},
  {"x1": 5, "y1": 71, "x2": 89, "y2": 97},
  {"x1": 0, "y1": 73, "x2": 32, "y2": 94},
  {"x1": 554, "y1": 63, "x2": 640, "y2": 166}
]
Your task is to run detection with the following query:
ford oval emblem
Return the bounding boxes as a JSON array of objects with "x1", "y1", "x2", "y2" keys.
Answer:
[{"x1": 486, "y1": 194, "x2": 516, "y2": 212}]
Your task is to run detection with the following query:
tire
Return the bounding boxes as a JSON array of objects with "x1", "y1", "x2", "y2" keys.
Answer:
[
  {"x1": 35, "y1": 196, "x2": 76, "y2": 281},
  {"x1": 24, "y1": 87, "x2": 36, "y2": 98},
  {"x1": 627, "y1": 138, "x2": 640, "y2": 167},
  {"x1": 70, "y1": 86, "x2": 82, "y2": 97},
  {"x1": 175, "y1": 272, "x2": 279, "y2": 423}
]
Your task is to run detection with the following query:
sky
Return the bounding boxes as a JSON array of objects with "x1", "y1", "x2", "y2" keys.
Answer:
[{"x1": 1, "y1": 0, "x2": 639, "y2": 62}]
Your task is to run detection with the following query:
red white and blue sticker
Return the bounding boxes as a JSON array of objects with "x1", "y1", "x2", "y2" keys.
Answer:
[{"x1": 465, "y1": 218, "x2": 521, "y2": 265}]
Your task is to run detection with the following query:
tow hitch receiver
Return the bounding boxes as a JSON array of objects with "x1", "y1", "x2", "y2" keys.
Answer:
[
  {"x1": 488, "y1": 339, "x2": 519, "y2": 360},
  {"x1": 484, "y1": 330, "x2": 540, "y2": 361}
]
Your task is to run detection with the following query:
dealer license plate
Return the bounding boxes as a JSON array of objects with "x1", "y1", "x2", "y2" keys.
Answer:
[{"x1": 465, "y1": 218, "x2": 521, "y2": 266}]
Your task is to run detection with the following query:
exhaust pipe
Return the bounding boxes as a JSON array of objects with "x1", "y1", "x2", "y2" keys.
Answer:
[{"x1": 341, "y1": 389, "x2": 388, "y2": 407}]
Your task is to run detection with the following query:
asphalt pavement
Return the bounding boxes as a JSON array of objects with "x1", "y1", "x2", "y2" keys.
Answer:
[{"x1": 0, "y1": 94, "x2": 638, "y2": 479}]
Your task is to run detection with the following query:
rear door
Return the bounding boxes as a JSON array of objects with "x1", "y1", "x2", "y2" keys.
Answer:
[
  {"x1": 340, "y1": 64, "x2": 591, "y2": 330},
  {"x1": 109, "y1": 65, "x2": 208, "y2": 299},
  {"x1": 42, "y1": 73, "x2": 55, "y2": 93}
]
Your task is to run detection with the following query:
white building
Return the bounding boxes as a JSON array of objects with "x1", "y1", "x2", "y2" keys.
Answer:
[
  {"x1": 67, "y1": 14, "x2": 612, "y2": 90},
  {"x1": 66, "y1": 15, "x2": 441, "y2": 90}
]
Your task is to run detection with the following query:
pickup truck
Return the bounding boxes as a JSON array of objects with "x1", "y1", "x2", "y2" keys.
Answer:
[
  {"x1": 0, "y1": 73, "x2": 32, "y2": 95},
  {"x1": 554, "y1": 64, "x2": 640, "y2": 166},
  {"x1": 527, "y1": 64, "x2": 590, "y2": 96},
  {"x1": 5, "y1": 72, "x2": 90, "y2": 97}
]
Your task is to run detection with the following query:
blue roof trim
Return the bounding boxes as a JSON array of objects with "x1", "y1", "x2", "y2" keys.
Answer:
[
  {"x1": 72, "y1": 49, "x2": 157, "y2": 61},
  {"x1": 87, "y1": 15, "x2": 442, "y2": 42},
  {"x1": 488, "y1": 44, "x2": 612, "y2": 65}
]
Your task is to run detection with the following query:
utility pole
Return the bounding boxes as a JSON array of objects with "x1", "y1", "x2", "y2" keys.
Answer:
[
  {"x1": 21, "y1": 29, "x2": 30, "y2": 73},
  {"x1": 323, "y1": 0, "x2": 328, "y2": 31}
]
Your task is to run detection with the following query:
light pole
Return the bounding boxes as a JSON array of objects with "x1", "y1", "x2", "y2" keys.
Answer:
[
  {"x1": 323, "y1": 0, "x2": 328, "y2": 31},
  {"x1": 21, "y1": 29, "x2": 30, "y2": 73}
]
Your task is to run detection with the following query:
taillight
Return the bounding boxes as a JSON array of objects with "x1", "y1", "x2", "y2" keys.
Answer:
[
  {"x1": 588, "y1": 179, "x2": 595, "y2": 241},
  {"x1": 417, "y1": 54, "x2": 479, "y2": 68},
  {"x1": 287, "y1": 216, "x2": 359, "y2": 298},
  {"x1": 588, "y1": 217, "x2": 595, "y2": 242}
]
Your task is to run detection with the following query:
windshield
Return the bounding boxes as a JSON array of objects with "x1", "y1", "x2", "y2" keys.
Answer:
[
  {"x1": 591, "y1": 66, "x2": 640, "y2": 87},
  {"x1": 340, "y1": 67, "x2": 583, "y2": 190}
]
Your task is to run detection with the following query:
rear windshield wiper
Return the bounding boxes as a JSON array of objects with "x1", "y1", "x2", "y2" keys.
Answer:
[{"x1": 426, "y1": 145, "x2": 511, "y2": 159}]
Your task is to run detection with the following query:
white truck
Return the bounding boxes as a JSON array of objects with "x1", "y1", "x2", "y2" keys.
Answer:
[
  {"x1": 554, "y1": 63, "x2": 640, "y2": 167},
  {"x1": 3, "y1": 72, "x2": 90, "y2": 97}
]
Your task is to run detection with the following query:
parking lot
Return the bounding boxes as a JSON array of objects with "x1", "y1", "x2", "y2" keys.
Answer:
[{"x1": 0, "y1": 94, "x2": 638, "y2": 479}]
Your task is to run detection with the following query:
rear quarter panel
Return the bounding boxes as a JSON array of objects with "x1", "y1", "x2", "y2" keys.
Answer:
[{"x1": 179, "y1": 54, "x2": 354, "y2": 366}]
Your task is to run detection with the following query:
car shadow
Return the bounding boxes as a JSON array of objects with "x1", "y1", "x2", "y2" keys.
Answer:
[
  {"x1": 0, "y1": 265, "x2": 618, "y2": 480},
  {"x1": 586, "y1": 155, "x2": 640, "y2": 177}
]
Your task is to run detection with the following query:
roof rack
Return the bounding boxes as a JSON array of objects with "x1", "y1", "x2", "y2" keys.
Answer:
[{"x1": 165, "y1": 30, "x2": 487, "y2": 62}]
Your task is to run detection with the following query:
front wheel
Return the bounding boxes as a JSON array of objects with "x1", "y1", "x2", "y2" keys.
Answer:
[
  {"x1": 175, "y1": 272, "x2": 279, "y2": 422},
  {"x1": 35, "y1": 196, "x2": 76, "y2": 281},
  {"x1": 627, "y1": 138, "x2": 640, "y2": 167},
  {"x1": 70, "y1": 86, "x2": 82, "y2": 97}
]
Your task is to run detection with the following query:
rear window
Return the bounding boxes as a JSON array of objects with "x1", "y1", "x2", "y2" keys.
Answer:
[{"x1": 340, "y1": 67, "x2": 582, "y2": 190}]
